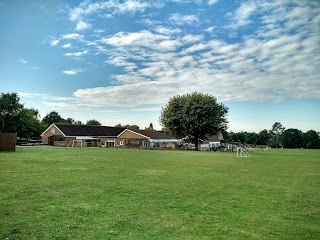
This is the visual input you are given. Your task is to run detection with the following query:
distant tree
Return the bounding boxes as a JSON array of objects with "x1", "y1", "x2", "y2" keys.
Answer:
[
  {"x1": 282, "y1": 128, "x2": 302, "y2": 148},
  {"x1": 114, "y1": 124, "x2": 140, "y2": 129},
  {"x1": 257, "y1": 129, "x2": 270, "y2": 145},
  {"x1": 236, "y1": 132, "x2": 246, "y2": 143},
  {"x1": 42, "y1": 111, "x2": 63, "y2": 126},
  {"x1": 302, "y1": 130, "x2": 320, "y2": 149},
  {"x1": 145, "y1": 123, "x2": 154, "y2": 130},
  {"x1": 245, "y1": 132, "x2": 259, "y2": 145},
  {"x1": 61, "y1": 118, "x2": 83, "y2": 125},
  {"x1": 74, "y1": 120, "x2": 83, "y2": 125},
  {"x1": 269, "y1": 122, "x2": 285, "y2": 148},
  {"x1": 160, "y1": 92, "x2": 228, "y2": 151},
  {"x1": 220, "y1": 129, "x2": 229, "y2": 142},
  {"x1": 228, "y1": 131, "x2": 245, "y2": 143},
  {"x1": 86, "y1": 119, "x2": 102, "y2": 126},
  {"x1": 0, "y1": 92, "x2": 24, "y2": 133},
  {"x1": 124, "y1": 125, "x2": 140, "y2": 130},
  {"x1": 62, "y1": 118, "x2": 74, "y2": 124}
]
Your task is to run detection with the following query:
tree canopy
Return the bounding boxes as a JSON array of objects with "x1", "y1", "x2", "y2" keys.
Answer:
[
  {"x1": 145, "y1": 123, "x2": 154, "y2": 130},
  {"x1": 86, "y1": 119, "x2": 102, "y2": 126},
  {"x1": 0, "y1": 93, "x2": 45, "y2": 138},
  {"x1": 302, "y1": 130, "x2": 320, "y2": 149},
  {"x1": 282, "y1": 128, "x2": 302, "y2": 148},
  {"x1": 0, "y1": 93, "x2": 24, "y2": 133},
  {"x1": 42, "y1": 111, "x2": 63, "y2": 126},
  {"x1": 269, "y1": 122, "x2": 286, "y2": 148},
  {"x1": 115, "y1": 124, "x2": 140, "y2": 130},
  {"x1": 160, "y1": 92, "x2": 228, "y2": 150}
]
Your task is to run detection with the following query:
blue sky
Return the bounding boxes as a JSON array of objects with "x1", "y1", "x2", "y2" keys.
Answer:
[{"x1": 0, "y1": 0, "x2": 319, "y2": 132}]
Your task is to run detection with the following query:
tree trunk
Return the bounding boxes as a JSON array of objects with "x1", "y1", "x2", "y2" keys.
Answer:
[{"x1": 194, "y1": 138, "x2": 199, "y2": 151}]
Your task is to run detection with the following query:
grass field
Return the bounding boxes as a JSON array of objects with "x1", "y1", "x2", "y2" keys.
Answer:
[{"x1": 0, "y1": 147, "x2": 319, "y2": 239}]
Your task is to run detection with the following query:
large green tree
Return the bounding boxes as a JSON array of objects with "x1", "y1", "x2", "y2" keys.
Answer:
[
  {"x1": 302, "y1": 130, "x2": 320, "y2": 149},
  {"x1": 0, "y1": 93, "x2": 45, "y2": 138},
  {"x1": 269, "y1": 122, "x2": 285, "y2": 148},
  {"x1": 42, "y1": 111, "x2": 63, "y2": 125},
  {"x1": 257, "y1": 129, "x2": 270, "y2": 145},
  {"x1": 282, "y1": 128, "x2": 302, "y2": 148},
  {"x1": 0, "y1": 93, "x2": 24, "y2": 133},
  {"x1": 18, "y1": 108, "x2": 46, "y2": 139},
  {"x1": 160, "y1": 92, "x2": 228, "y2": 151},
  {"x1": 245, "y1": 132, "x2": 259, "y2": 145}
]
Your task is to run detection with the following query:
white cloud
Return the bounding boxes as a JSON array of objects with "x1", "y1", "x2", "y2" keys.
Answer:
[
  {"x1": 169, "y1": 13, "x2": 200, "y2": 25},
  {"x1": 65, "y1": 50, "x2": 88, "y2": 57},
  {"x1": 208, "y1": 0, "x2": 218, "y2": 5},
  {"x1": 61, "y1": 33, "x2": 83, "y2": 40},
  {"x1": 69, "y1": 0, "x2": 164, "y2": 22},
  {"x1": 205, "y1": 26, "x2": 215, "y2": 33},
  {"x1": 75, "y1": 20, "x2": 92, "y2": 31},
  {"x1": 182, "y1": 34, "x2": 204, "y2": 43},
  {"x1": 101, "y1": 30, "x2": 170, "y2": 49},
  {"x1": 61, "y1": 43, "x2": 72, "y2": 48},
  {"x1": 50, "y1": 39, "x2": 60, "y2": 46},
  {"x1": 18, "y1": 92, "x2": 47, "y2": 98},
  {"x1": 154, "y1": 26, "x2": 181, "y2": 35},
  {"x1": 53, "y1": 0, "x2": 320, "y2": 110},
  {"x1": 62, "y1": 68, "x2": 84, "y2": 75},
  {"x1": 226, "y1": 1, "x2": 257, "y2": 29},
  {"x1": 129, "y1": 107, "x2": 161, "y2": 112},
  {"x1": 19, "y1": 58, "x2": 28, "y2": 64}
]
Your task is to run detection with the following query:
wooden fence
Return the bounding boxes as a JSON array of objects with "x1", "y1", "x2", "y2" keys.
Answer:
[{"x1": 0, "y1": 133, "x2": 17, "y2": 151}]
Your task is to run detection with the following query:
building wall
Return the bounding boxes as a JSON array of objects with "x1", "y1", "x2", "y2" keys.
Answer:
[
  {"x1": 42, "y1": 125, "x2": 64, "y2": 144},
  {"x1": 98, "y1": 137, "x2": 118, "y2": 147}
]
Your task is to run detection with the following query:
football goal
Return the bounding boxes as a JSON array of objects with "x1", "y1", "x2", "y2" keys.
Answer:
[
  {"x1": 237, "y1": 147, "x2": 251, "y2": 157},
  {"x1": 67, "y1": 140, "x2": 83, "y2": 148}
]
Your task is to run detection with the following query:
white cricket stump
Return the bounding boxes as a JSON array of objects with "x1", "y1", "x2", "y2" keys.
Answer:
[{"x1": 237, "y1": 147, "x2": 251, "y2": 157}]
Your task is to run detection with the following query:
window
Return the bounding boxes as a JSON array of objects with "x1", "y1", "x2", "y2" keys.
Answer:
[
  {"x1": 51, "y1": 128, "x2": 56, "y2": 134},
  {"x1": 120, "y1": 141, "x2": 123, "y2": 146}
]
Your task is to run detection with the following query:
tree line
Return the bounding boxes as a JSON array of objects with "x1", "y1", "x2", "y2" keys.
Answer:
[
  {"x1": 0, "y1": 93, "x2": 106, "y2": 139},
  {"x1": 1, "y1": 92, "x2": 319, "y2": 149},
  {"x1": 223, "y1": 122, "x2": 320, "y2": 149}
]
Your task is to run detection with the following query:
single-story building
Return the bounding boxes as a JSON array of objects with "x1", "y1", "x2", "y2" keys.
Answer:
[
  {"x1": 118, "y1": 129, "x2": 180, "y2": 149},
  {"x1": 41, "y1": 123, "x2": 179, "y2": 149},
  {"x1": 41, "y1": 123, "x2": 125, "y2": 147},
  {"x1": 200, "y1": 133, "x2": 224, "y2": 151}
]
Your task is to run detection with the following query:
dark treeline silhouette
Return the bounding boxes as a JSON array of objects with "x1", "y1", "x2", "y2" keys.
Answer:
[{"x1": 223, "y1": 122, "x2": 320, "y2": 149}]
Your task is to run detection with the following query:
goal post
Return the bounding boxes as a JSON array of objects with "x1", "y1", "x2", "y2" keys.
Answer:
[
  {"x1": 237, "y1": 147, "x2": 251, "y2": 157},
  {"x1": 67, "y1": 140, "x2": 83, "y2": 148}
]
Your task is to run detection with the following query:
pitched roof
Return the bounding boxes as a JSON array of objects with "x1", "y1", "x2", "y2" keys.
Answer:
[
  {"x1": 55, "y1": 123, "x2": 125, "y2": 137},
  {"x1": 131, "y1": 129, "x2": 175, "y2": 139},
  {"x1": 206, "y1": 132, "x2": 224, "y2": 142}
]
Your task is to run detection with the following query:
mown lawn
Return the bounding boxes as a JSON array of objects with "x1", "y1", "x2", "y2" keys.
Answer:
[{"x1": 0, "y1": 147, "x2": 319, "y2": 239}]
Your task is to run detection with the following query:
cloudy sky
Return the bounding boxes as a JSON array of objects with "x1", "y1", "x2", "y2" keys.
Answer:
[{"x1": 0, "y1": 0, "x2": 319, "y2": 132}]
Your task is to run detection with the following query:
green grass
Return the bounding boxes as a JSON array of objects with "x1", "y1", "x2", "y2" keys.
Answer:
[{"x1": 0, "y1": 147, "x2": 319, "y2": 239}]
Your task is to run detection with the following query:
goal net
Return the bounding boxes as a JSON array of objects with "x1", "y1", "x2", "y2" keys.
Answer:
[
  {"x1": 67, "y1": 140, "x2": 83, "y2": 148},
  {"x1": 237, "y1": 147, "x2": 251, "y2": 157}
]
